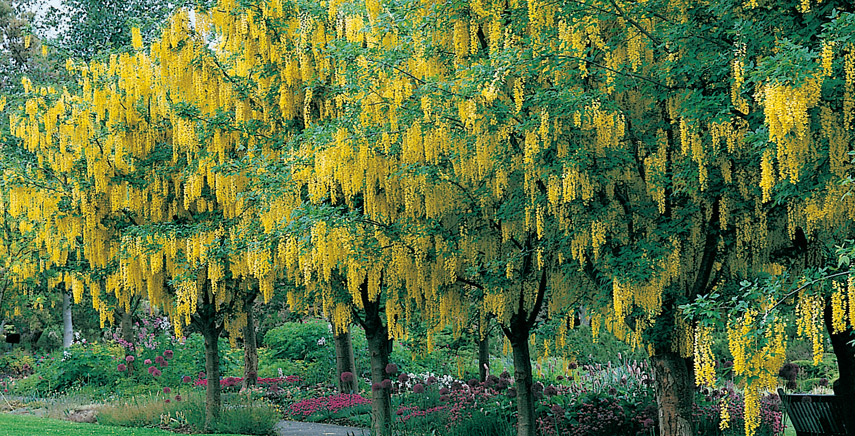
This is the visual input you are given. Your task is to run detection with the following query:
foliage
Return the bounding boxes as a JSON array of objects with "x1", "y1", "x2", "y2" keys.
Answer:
[
  {"x1": 98, "y1": 390, "x2": 278, "y2": 435},
  {"x1": 262, "y1": 319, "x2": 333, "y2": 362}
]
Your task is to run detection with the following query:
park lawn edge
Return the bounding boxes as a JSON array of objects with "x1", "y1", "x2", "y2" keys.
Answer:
[{"x1": 0, "y1": 412, "x2": 247, "y2": 436}]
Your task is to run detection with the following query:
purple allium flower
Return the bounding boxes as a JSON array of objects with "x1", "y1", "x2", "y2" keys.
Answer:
[
  {"x1": 183, "y1": 375, "x2": 192, "y2": 383},
  {"x1": 163, "y1": 387, "x2": 171, "y2": 394},
  {"x1": 385, "y1": 363, "x2": 398, "y2": 375},
  {"x1": 413, "y1": 383, "x2": 425, "y2": 394},
  {"x1": 117, "y1": 364, "x2": 127, "y2": 371},
  {"x1": 381, "y1": 379, "x2": 392, "y2": 389},
  {"x1": 144, "y1": 359, "x2": 152, "y2": 365},
  {"x1": 340, "y1": 372, "x2": 355, "y2": 383},
  {"x1": 164, "y1": 350, "x2": 174, "y2": 359},
  {"x1": 125, "y1": 355, "x2": 135, "y2": 362}
]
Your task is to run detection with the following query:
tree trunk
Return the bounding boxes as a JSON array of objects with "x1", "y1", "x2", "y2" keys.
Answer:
[
  {"x1": 824, "y1": 304, "x2": 855, "y2": 418},
  {"x1": 651, "y1": 350, "x2": 694, "y2": 436},
  {"x1": 365, "y1": 318, "x2": 392, "y2": 436},
  {"x1": 201, "y1": 323, "x2": 221, "y2": 431},
  {"x1": 120, "y1": 308, "x2": 134, "y2": 345},
  {"x1": 509, "y1": 332, "x2": 536, "y2": 436},
  {"x1": 62, "y1": 289, "x2": 73, "y2": 348},
  {"x1": 242, "y1": 307, "x2": 258, "y2": 390},
  {"x1": 334, "y1": 327, "x2": 357, "y2": 393},
  {"x1": 477, "y1": 331, "x2": 490, "y2": 382}
]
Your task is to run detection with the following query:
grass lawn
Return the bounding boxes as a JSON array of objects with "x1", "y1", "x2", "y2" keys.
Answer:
[{"x1": 0, "y1": 413, "x2": 247, "y2": 436}]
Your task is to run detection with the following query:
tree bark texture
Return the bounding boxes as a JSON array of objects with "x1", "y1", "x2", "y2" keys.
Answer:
[
  {"x1": 356, "y1": 279, "x2": 392, "y2": 436},
  {"x1": 510, "y1": 332, "x2": 536, "y2": 436},
  {"x1": 651, "y1": 350, "x2": 695, "y2": 436},
  {"x1": 120, "y1": 307, "x2": 134, "y2": 345},
  {"x1": 242, "y1": 307, "x2": 258, "y2": 389},
  {"x1": 62, "y1": 289, "x2": 73, "y2": 348},
  {"x1": 201, "y1": 322, "x2": 221, "y2": 431},
  {"x1": 477, "y1": 332, "x2": 490, "y2": 382},
  {"x1": 334, "y1": 327, "x2": 357, "y2": 393},
  {"x1": 824, "y1": 303, "x2": 855, "y2": 430}
]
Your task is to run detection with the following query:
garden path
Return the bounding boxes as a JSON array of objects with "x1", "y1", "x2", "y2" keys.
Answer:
[{"x1": 275, "y1": 420, "x2": 366, "y2": 436}]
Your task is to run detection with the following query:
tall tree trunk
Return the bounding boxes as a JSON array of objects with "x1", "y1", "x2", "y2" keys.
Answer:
[
  {"x1": 508, "y1": 331, "x2": 535, "y2": 436},
  {"x1": 193, "y1": 267, "x2": 222, "y2": 432},
  {"x1": 477, "y1": 331, "x2": 490, "y2": 382},
  {"x1": 651, "y1": 350, "x2": 694, "y2": 436},
  {"x1": 243, "y1": 306, "x2": 259, "y2": 389},
  {"x1": 201, "y1": 322, "x2": 221, "y2": 431},
  {"x1": 120, "y1": 307, "x2": 134, "y2": 345},
  {"x1": 825, "y1": 304, "x2": 855, "y2": 404},
  {"x1": 355, "y1": 279, "x2": 392, "y2": 436},
  {"x1": 62, "y1": 288, "x2": 73, "y2": 348},
  {"x1": 366, "y1": 324, "x2": 392, "y2": 436},
  {"x1": 334, "y1": 327, "x2": 357, "y2": 393}
]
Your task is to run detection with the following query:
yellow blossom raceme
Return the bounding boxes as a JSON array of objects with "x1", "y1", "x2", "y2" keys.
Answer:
[{"x1": 693, "y1": 323, "x2": 715, "y2": 387}]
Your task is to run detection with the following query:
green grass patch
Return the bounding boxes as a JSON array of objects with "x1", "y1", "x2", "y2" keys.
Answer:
[{"x1": 0, "y1": 413, "x2": 247, "y2": 436}]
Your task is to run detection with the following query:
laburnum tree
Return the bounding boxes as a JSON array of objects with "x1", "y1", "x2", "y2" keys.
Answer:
[
  {"x1": 10, "y1": 2, "x2": 855, "y2": 436},
  {"x1": 7, "y1": 10, "x2": 283, "y2": 429}
]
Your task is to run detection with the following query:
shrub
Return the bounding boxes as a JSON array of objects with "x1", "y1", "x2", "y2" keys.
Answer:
[{"x1": 263, "y1": 319, "x2": 331, "y2": 362}]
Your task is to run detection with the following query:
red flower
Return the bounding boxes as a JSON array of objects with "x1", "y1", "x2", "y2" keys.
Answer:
[{"x1": 175, "y1": 395, "x2": 182, "y2": 402}]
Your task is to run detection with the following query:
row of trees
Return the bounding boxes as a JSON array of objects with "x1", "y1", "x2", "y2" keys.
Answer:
[{"x1": 3, "y1": 1, "x2": 855, "y2": 436}]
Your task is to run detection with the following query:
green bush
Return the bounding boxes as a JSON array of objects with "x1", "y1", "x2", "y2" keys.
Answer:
[
  {"x1": 29, "y1": 343, "x2": 124, "y2": 393},
  {"x1": 263, "y1": 319, "x2": 332, "y2": 362}
]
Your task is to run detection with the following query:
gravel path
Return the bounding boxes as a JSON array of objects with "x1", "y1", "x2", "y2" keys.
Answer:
[{"x1": 275, "y1": 420, "x2": 367, "y2": 436}]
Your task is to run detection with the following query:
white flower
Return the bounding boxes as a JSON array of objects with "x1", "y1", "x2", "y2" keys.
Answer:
[{"x1": 317, "y1": 337, "x2": 327, "y2": 346}]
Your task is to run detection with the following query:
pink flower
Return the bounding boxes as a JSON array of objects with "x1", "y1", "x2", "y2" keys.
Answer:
[
  {"x1": 183, "y1": 375, "x2": 192, "y2": 383},
  {"x1": 144, "y1": 359, "x2": 152, "y2": 365},
  {"x1": 148, "y1": 366, "x2": 156, "y2": 374},
  {"x1": 163, "y1": 387, "x2": 171, "y2": 394},
  {"x1": 155, "y1": 356, "x2": 165, "y2": 364},
  {"x1": 125, "y1": 355, "x2": 135, "y2": 363},
  {"x1": 152, "y1": 369, "x2": 162, "y2": 377},
  {"x1": 198, "y1": 372, "x2": 206, "y2": 379},
  {"x1": 160, "y1": 360, "x2": 168, "y2": 368},
  {"x1": 164, "y1": 350, "x2": 174, "y2": 359},
  {"x1": 117, "y1": 364, "x2": 127, "y2": 371}
]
